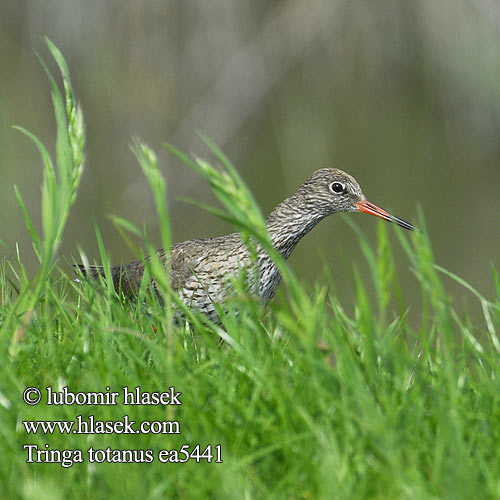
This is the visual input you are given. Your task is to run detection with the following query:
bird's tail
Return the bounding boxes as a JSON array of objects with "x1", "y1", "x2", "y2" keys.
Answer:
[{"x1": 74, "y1": 264, "x2": 131, "y2": 295}]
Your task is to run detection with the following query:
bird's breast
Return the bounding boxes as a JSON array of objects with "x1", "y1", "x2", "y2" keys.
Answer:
[{"x1": 256, "y1": 256, "x2": 282, "y2": 300}]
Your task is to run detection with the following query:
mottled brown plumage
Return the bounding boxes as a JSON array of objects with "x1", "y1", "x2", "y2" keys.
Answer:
[{"x1": 78, "y1": 169, "x2": 415, "y2": 320}]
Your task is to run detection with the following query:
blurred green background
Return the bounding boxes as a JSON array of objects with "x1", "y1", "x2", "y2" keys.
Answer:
[{"x1": 1, "y1": 1, "x2": 499, "y2": 315}]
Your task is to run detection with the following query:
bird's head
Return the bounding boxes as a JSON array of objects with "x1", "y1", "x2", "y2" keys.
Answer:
[{"x1": 298, "y1": 168, "x2": 415, "y2": 230}]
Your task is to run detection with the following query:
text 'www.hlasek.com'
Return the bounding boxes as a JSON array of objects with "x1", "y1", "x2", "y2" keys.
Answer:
[{"x1": 21, "y1": 386, "x2": 223, "y2": 468}]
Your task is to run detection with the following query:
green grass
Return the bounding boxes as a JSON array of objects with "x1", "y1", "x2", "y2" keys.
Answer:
[{"x1": 1, "y1": 40, "x2": 500, "y2": 500}]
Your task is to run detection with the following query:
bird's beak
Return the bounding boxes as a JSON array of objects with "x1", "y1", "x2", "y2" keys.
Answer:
[{"x1": 355, "y1": 200, "x2": 416, "y2": 231}]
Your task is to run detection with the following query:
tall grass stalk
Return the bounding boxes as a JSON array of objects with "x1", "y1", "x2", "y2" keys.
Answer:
[{"x1": 4, "y1": 38, "x2": 84, "y2": 356}]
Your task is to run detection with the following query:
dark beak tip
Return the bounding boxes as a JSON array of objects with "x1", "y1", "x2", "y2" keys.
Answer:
[{"x1": 392, "y1": 216, "x2": 417, "y2": 232}]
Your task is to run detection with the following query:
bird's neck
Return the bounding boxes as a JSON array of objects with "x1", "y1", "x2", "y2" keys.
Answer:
[{"x1": 265, "y1": 194, "x2": 325, "y2": 260}]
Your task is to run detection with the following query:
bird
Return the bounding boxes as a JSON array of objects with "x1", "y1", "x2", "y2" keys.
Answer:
[{"x1": 77, "y1": 168, "x2": 415, "y2": 321}]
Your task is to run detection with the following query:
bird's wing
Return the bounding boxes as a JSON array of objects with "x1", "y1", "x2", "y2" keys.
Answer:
[{"x1": 162, "y1": 233, "x2": 244, "y2": 291}]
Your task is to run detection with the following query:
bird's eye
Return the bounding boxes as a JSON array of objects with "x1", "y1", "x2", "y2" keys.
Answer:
[{"x1": 329, "y1": 182, "x2": 345, "y2": 194}]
